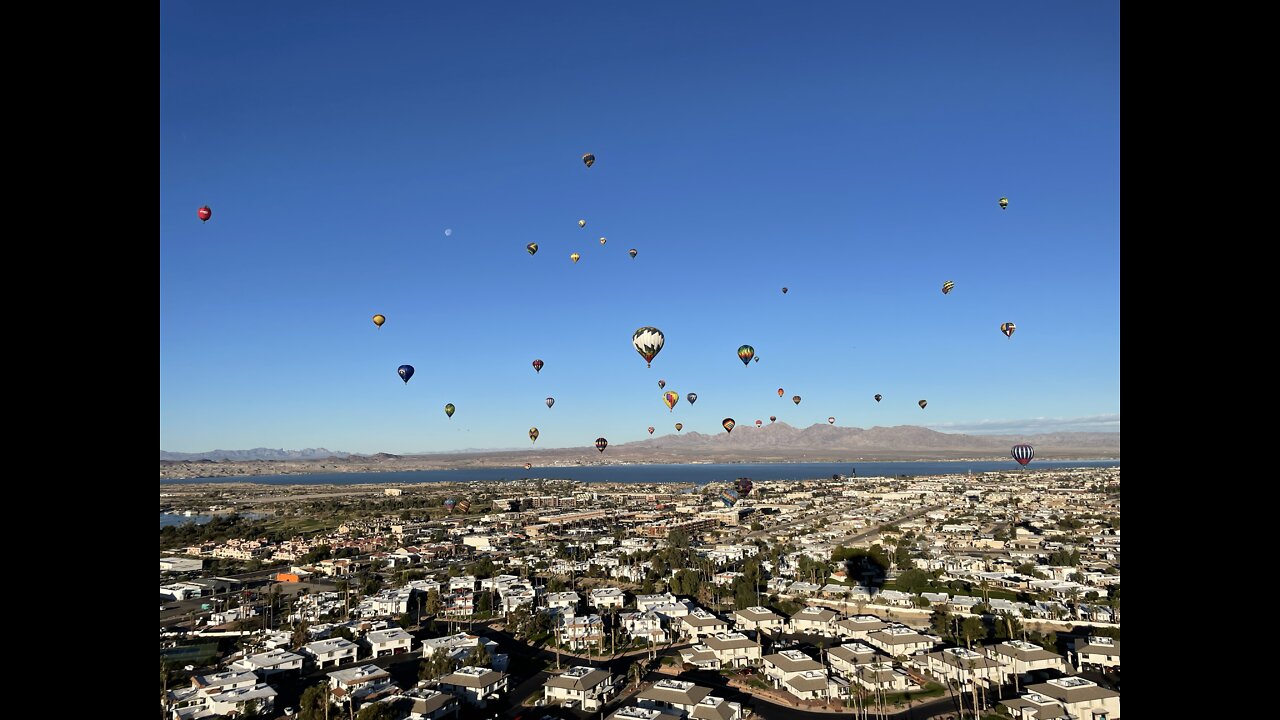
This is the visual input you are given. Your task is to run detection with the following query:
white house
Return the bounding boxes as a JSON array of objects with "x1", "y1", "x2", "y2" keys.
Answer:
[
  {"x1": 374, "y1": 688, "x2": 458, "y2": 720},
  {"x1": 689, "y1": 695, "x2": 744, "y2": 720},
  {"x1": 762, "y1": 649, "x2": 824, "y2": 689},
  {"x1": 328, "y1": 664, "x2": 396, "y2": 705},
  {"x1": 546, "y1": 592, "x2": 581, "y2": 612},
  {"x1": 679, "y1": 644, "x2": 721, "y2": 670},
  {"x1": 589, "y1": 588, "x2": 627, "y2": 610},
  {"x1": 834, "y1": 615, "x2": 889, "y2": 641},
  {"x1": 781, "y1": 670, "x2": 835, "y2": 700},
  {"x1": 851, "y1": 663, "x2": 912, "y2": 692},
  {"x1": 788, "y1": 606, "x2": 841, "y2": 636},
  {"x1": 924, "y1": 648, "x2": 1006, "y2": 690},
  {"x1": 366, "y1": 627, "x2": 413, "y2": 658},
  {"x1": 198, "y1": 683, "x2": 277, "y2": 718},
  {"x1": 988, "y1": 640, "x2": 1069, "y2": 682},
  {"x1": 1072, "y1": 636, "x2": 1120, "y2": 672},
  {"x1": 608, "y1": 706, "x2": 682, "y2": 720},
  {"x1": 438, "y1": 666, "x2": 508, "y2": 708},
  {"x1": 303, "y1": 637, "x2": 359, "y2": 669},
  {"x1": 681, "y1": 609, "x2": 730, "y2": 640},
  {"x1": 826, "y1": 642, "x2": 880, "y2": 679},
  {"x1": 636, "y1": 593, "x2": 678, "y2": 612},
  {"x1": 733, "y1": 606, "x2": 784, "y2": 634},
  {"x1": 543, "y1": 666, "x2": 617, "y2": 711},
  {"x1": 232, "y1": 648, "x2": 304, "y2": 677},
  {"x1": 703, "y1": 632, "x2": 761, "y2": 668},
  {"x1": 1001, "y1": 677, "x2": 1121, "y2": 720},
  {"x1": 620, "y1": 611, "x2": 669, "y2": 644},
  {"x1": 865, "y1": 626, "x2": 935, "y2": 657},
  {"x1": 637, "y1": 679, "x2": 712, "y2": 716},
  {"x1": 561, "y1": 614, "x2": 605, "y2": 651}
]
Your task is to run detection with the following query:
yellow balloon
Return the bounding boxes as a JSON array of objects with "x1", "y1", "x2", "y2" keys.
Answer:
[
  {"x1": 578, "y1": 219, "x2": 586, "y2": 228},
  {"x1": 570, "y1": 253, "x2": 581, "y2": 263},
  {"x1": 371, "y1": 314, "x2": 386, "y2": 328}
]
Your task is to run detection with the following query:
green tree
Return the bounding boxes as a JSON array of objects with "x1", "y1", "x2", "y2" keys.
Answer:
[
  {"x1": 929, "y1": 605, "x2": 953, "y2": 640},
  {"x1": 462, "y1": 644, "x2": 491, "y2": 668},
  {"x1": 961, "y1": 616, "x2": 985, "y2": 648},
  {"x1": 298, "y1": 683, "x2": 334, "y2": 720}
]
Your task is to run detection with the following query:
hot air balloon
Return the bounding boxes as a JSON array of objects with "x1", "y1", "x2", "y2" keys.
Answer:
[
  {"x1": 527, "y1": 242, "x2": 539, "y2": 255},
  {"x1": 792, "y1": 395, "x2": 801, "y2": 405},
  {"x1": 874, "y1": 394, "x2": 882, "y2": 403},
  {"x1": 197, "y1": 205, "x2": 211, "y2": 222},
  {"x1": 769, "y1": 416, "x2": 776, "y2": 423},
  {"x1": 999, "y1": 196, "x2": 1009, "y2": 210},
  {"x1": 658, "y1": 379, "x2": 666, "y2": 390},
  {"x1": 532, "y1": 359, "x2": 544, "y2": 373},
  {"x1": 545, "y1": 397, "x2": 555, "y2": 409},
  {"x1": 372, "y1": 314, "x2": 385, "y2": 328},
  {"x1": 444, "y1": 498, "x2": 456, "y2": 513},
  {"x1": 632, "y1": 327, "x2": 665, "y2": 367},
  {"x1": 444, "y1": 403, "x2": 455, "y2": 418},
  {"x1": 942, "y1": 280, "x2": 955, "y2": 295},
  {"x1": 735, "y1": 478, "x2": 753, "y2": 496},
  {"x1": 720, "y1": 488, "x2": 740, "y2": 507},
  {"x1": 456, "y1": 499, "x2": 472, "y2": 513},
  {"x1": 1001, "y1": 322, "x2": 1016, "y2": 338},
  {"x1": 529, "y1": 427, "x2": 540, "y2": 443},
  {"x1": 663, "y1": 391, "x2": 679, "y2": 411},
  {"x1": 675, "y1": 423, "x2": 683, "y2": 431},
  {"x1": 686, "y1": 392, "x2": 697, "y2": 405},
  {"x1": 524, "y1": 462, "x2": 532, "y2": 470},
  {"x1": 918, "y1": 400, "x2": 928, "y2": 409},
  {"x1": 398, "y1": 365, "x2": 415, "y2": 384},
  {"x1": 777, "y1": 388, "x2": 784, "y2": 397},
  {"x1": 648, "y1": 426, "x2": 655, "y2": 435},
  {"x1": 583, "y1": 153, "x2": 595, "y2": 168},
  {"x1": 722, "y1": 418, "x2": 736, "y2": 433},
  {"x1": 571, "y1": 253, "x2": 581, "y2": 263},
  {"x1": 1011, "y1": 443, "x2": 1035, "y2": 467},
  {"x1": 754, "y1": 356, "x2": 760, "y2": 363},
  {"x1": 578, "y1": 219, "x2": 586, "y2": 228},
  {"x1": 599, "y1": 237, "x2": 607, "y2": 245},
  {"x1": 737, "y1": 345, "x2": 755, "y2": 366},
  {"x1": 828, "y1": 416, "x2": 835, "y2": 425},
  {"x1": 595, "y1": 437, "x2": 608, "y2": 453},
  {"x1": 628, "y1": 248, "x2": 637, "y2": 259},
  {"x1": 782, "y1": 287, "x2": 788, "y2": 294},
  {"x1": 755, "y1": 419, "x2": 763, "y2": 428}
]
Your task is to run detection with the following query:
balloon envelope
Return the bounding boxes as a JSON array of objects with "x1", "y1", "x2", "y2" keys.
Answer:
[
  {"x1": 1011, "y1": 443, "x2": 1035, "y2": 466},
  {"x1": 545, "y1": 397, "x2": 555, "y2": 408},
  {"x1": 372, "y1": 314, "x2": 385, "y2": 328},
  {"x1": 658, "y1": 379, "x2": 666, "y2": 389},
  {"x1": 675, "y1": 423, "x2": 683, "y2": 431},
  {"x1": 444, "y1": 403, "x2": 455, "y2": 418},
  {"x1": 398, "y1": 365, "x2": 415, "y2": 383},
  {"x1": 583, "y1": 153, "x2": 595, "y2": 168},
  {"x1": 529, "y1": 427, "x2": 540, "y2": 442},
  {"x1": 737, "y1": 345, "x2": 755, "y2": 366},
  {"x1": 595, "y1": 437, "x2": 608, "y2": 453},
  {"x1": 942, "y1": 280, "x2": 955, "y2": 295},
  {"x1": 663, "y1": 391, "x2": 679, "y2": 411},
  {"x1": 874, "y1": 394, "x2": 882, "y2": 402},
  {"x1": 632, "y1": 327, "x2": 665, "y2": 367},
  {"x1": 722, "y1": 418, "x2": 736, "y2": 433},
  {"x1": 629, "y1": 248, "x2": 637, "y2": 259},
  {"x1": 918, "y1": 400, "x2": 928, "y2": 409},
  {"x1": 828, "y1": 417, "x2": 835, "y2": 424},
  {"x1": 686, "y1": 392, "x2": 697, "y2": 405},
  {"x1": 532, "y1": 359, "x2": 544, "y2": 373},
  {"x1": 527, "y1": 242, "x2": 539, "y2": 255},
  {"x1": 648, "y1": 426, "x2": 655, "y2": 434},
  {"x1": 1001, "y1": 322, "x2": 1016, "y2": 338},
  {"x1": 197, "y1": 205, "x2": 211, "y2": 222},
  {"x1": 792, "y1": 395, "x2": 801, "y2": 405}
]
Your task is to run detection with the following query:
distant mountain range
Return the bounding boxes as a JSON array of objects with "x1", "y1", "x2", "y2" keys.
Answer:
[
  {"x1": 160, "y1": 424, "x2": 1118, "y2": 463},
  {"x1": 159, "y1": 448, "x2": 351, "y2": 462}
]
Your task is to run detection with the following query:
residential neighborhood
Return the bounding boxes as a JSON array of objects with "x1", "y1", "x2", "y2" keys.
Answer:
[{"x1": 161, "y1": 467, "x2": 1120, "y2": 719}]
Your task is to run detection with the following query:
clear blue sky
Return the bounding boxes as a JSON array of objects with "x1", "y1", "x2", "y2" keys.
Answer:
[{"x1": 160, "y1": 2, "x2": 1120, "y2": 454}]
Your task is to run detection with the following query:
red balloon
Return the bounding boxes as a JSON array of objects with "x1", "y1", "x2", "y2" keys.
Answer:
[{"x1": 197, "y1": 205, "x2": 212, "y2": 222}]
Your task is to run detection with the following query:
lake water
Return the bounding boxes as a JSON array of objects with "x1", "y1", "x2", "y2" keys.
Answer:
[
  {"x1": 159, "y1": 459, "x2": 1118, "y2": 486},
  {"x1": 159, "y1": 511, "x2": 267, "y2": 528}
]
